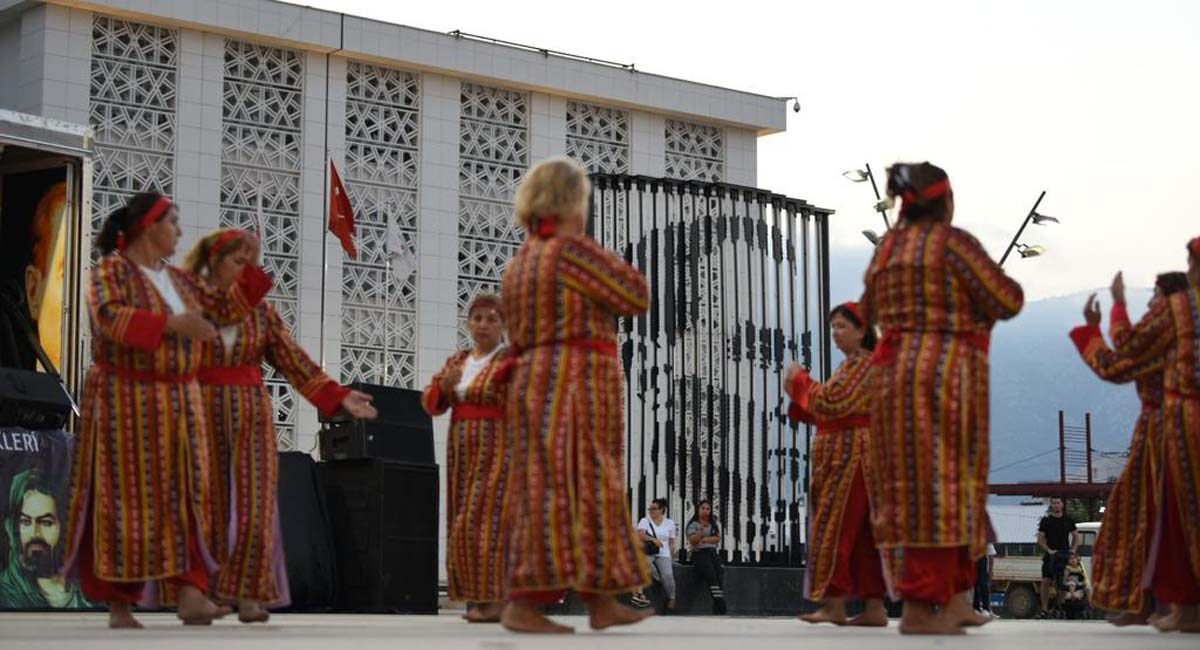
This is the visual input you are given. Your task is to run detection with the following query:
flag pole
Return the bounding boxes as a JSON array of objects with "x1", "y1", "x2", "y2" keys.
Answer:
[{"x1": 319, "y1": 54, "x2": 331, "y2": 371}]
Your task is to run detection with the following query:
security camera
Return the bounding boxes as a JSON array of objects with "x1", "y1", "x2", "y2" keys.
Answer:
[{"x1": 792, "y1": 100, "x2": 801, "y2": 113}]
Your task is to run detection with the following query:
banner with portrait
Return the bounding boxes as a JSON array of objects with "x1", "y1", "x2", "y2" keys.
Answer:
[{"x1": 0, "y1": 428, "x2": 91, "y2": 610}]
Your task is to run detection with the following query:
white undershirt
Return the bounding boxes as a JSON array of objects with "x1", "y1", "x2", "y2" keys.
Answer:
[
  {"x1": 455, "y1": 346, "x2": 502, "y2": 400},
  {"x1": 139, "y1": 264, "x2": 185, "y2": 314}
]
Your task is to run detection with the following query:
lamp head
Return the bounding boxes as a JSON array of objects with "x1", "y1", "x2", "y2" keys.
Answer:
[
  {"x1": 1016, "y1": 243, "x2": 1046, "y2": 258},
  {"x1": 862, "y1": 230, "x2": 881, "y2": 246},
  {"x1": 842, "y1": 169, "x2": 869, "y2": 183},
  {"x1": 1031, "y1": 212, "x2": 1059, "y2": 225}
]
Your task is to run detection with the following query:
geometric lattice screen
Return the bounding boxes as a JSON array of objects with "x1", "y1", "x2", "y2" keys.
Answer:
[
  {"x1": 87, "y1": 16, "x2": 179, "y2": 374},
  {"x1": 566, "y1": 101, "x2": 629, "y2": 175},
  {"x1": 457, "y1": 83, "x2": 529, "y2": 346},
  {"x1": 219, "y1": 39, "x2": 304, "y2": 451},
  {"x1": 341, "y1": 61, "x2": 419, "y2": 388},
  {"x1": 664, "y1": 119, "x2": 724, "y2": 182},
  {"x1": 89, "y1": 16, "x2": 178, "y2": 260}
]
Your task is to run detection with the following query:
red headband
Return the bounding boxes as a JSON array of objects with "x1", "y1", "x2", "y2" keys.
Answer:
[
  {"x1": 901, "y1": 179, "x2": 952, "y2": 205},
  {"x1": 212, "y1": 229, "x2": 245, "y2": 254},
  {"x1": 839, "y1": 301, "x2": 863, "y2": 324},
  {"x1": 1189, "y1": 237, "x2": 1200, "y2": 258},
  {"x1": 532, "y1": 215, "x2": 560, "y2": 239},
  {"x1": 118, "y1": 196, "x2": 173, "y2": 251}
]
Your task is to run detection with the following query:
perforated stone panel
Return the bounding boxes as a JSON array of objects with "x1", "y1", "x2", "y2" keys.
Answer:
[
  {"x1": 457, "y1": 83, "x2": 528, "y2": 346},
  {"x1": 664, "y1": 119, "x2": 724, "y2": 182},
  {"x1": 219, "y1": 39, "x2": 304, "y2": 450},
  {"x1": 566, "y1": 101, "x2": 630, "y2": 174},
  {"x1": 340, "y1": 61, "x2": 420, "y2": 387}
]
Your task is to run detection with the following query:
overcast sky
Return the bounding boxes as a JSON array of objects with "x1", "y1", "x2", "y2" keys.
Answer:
[{"x1": 291, "y1": 0, "x2": 1200, "y2": 301}]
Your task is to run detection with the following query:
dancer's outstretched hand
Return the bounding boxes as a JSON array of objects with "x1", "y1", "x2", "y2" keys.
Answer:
[
  {"x1": 1110, "y1": 271, "x2": 1125, "y2": 304},
  {"x1": 1083, "y1": 294, "x2": 1102, "y2": 326},
  {"x1": 341, "y1": 389, "x2": 378, "y2": 420}
]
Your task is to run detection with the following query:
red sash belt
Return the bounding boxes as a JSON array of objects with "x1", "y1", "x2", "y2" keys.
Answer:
[
  {"x1": 1165, "y1": 389, "x2": 1200, "y2": 401},
  {"x1": 519, "y1": 338, "x2": 619, "y2": 357},
  {"x1": 198, "y1": 364, "x2": 263, "y2": 386},
  {"x1": 817, "y1": 415, "x2": 870, "y2": 433},
  {"x1": 871, "y1": 329, "x2": 991, "y2": 366},
  {"x1": 94, "y1": 361, "x2": 197, "y2": 383},
  {"x1": 452, "y1": 404, "x2": 504, "y2": 421}
]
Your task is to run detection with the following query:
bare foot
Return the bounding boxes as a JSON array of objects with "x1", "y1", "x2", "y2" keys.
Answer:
[
  {"x1": 176, "y1": 585, "x2": 232, "y2": 625},
  {"x1": 464, "y1": 602, "x2": 503, "y2": 623},
  {"x1": 108, "y1": 602, "x2": 143, "y2": 629},
  {"x1": 845, "y1": 599, "x2": 889, "y2": 627},
  {"x1": 800, "y1": 598, "x2": 848, "y2": 625},
  {"x1": 898, "y1": 601, "x2": 965, "y2": 636},
  {"x1": 238, "y1": 600, "x2": 270, "y2": 624},
  {"x1": 501, "y1": 600, "x2": 574, "y2": 634},
  {"x1": 587, "y1": 594, "x2": 654, "y2": 630},
  {"x1": 1153, "y1": 604, "x2": 1183, "y2": 633},
  {"x1": 944, "y1": 594, "x2": 991, "y2": 627},
  {"x1": 1110, "y1": 611, "x2": 1150, "y2": 627}
]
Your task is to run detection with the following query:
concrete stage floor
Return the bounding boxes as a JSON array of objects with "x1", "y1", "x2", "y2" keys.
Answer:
[{"x1": 0, "y1": 612, "x2": 1194, "y2": 649}]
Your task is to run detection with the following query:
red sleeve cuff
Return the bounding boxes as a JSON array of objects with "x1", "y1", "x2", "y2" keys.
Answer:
[
  {"x1": 124, "y1": 311, "x2": 167, "y2": 350},
  {"x1": 310, "y1": 382, "x2": 350, "y2": 418},
  {"x1": 235, "y1": 265, "x2": 273, "y2": 307},
  {"x1": 1068, "y1": 324, "x2": 1102, "y2": 355},
  {"x1": 1110, "y1": 302, "x2": 1129, "y2": 327},
  {"x1": 787, "y1": 402, "x2": 816, "y2": 425}
]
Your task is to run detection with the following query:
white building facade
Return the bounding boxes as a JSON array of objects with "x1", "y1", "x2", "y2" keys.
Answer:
[{"x1": 0, "y1": 0, "x2": 791, "y2": 569}]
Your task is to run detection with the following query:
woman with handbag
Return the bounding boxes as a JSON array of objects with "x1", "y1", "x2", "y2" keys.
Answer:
[{"x1": 632, "y1": 499, "x2": 677, "y2": 611}]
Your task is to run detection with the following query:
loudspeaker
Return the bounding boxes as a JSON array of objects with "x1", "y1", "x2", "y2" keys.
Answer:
[
  {"x1": 318, "y1": 459, "x2": 439, "y2": 613},
  {"x1": 319, "y1": 383, "x2": 433, "y2": 464},
  {"x1": 0, "y1": 368, "x2": 70, "y2": 430}
]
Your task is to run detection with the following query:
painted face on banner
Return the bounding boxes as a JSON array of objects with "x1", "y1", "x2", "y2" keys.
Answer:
[{"x1": 18, "y1": 490, "x2": 62, "y2": 577}]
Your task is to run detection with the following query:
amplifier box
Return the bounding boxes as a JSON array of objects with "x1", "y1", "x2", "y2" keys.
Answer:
[{"x1": 319, "y1": 383, "x2": 433, "y2": 464}]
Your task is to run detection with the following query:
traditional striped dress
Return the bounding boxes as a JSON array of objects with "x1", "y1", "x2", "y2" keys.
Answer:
[
  {"x1": 500, "y1": 231, "x2": 651, "y2": 595},
  {"x1": 1069, "y1": 301, "x2": 1164, "y2": 614},
  {"x1": 860, "y1": 222, "x2": 1023, "y2": 600},
  {"x1": 1110, "y1": 283, "x2": 1200, "y2": 604},
  {"x1": 786, "y1": 350, "x2": 883, "y2": 601},
  {"x1": 199, "y1": 301, "x2": 348, "y2": 606},
  {"x1": 63, "y1": 254, "x2": 270, "y2": 583},
  {"x1": 422, "y1": 347, "x2": 513, "y2": 603}
]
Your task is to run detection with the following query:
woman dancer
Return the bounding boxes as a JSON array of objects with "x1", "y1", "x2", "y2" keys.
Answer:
[
  {"x1": 786, "y1": 301, "x2": 886, "y2": 627},
  {"x1": 860, "y1": 163, "x2": 1023, "y2": 634},
  {"x1": 499, "y1": 157, "x2": 652, "y2": 634},
  {"x1": 182, "y1": 228, "x2": 376, "y2": 623},
  {"x1": 1068, "y1": 272, "x2": 1168, "y2": 625},
  {"x1": 1105, "y1": 240, "x2": 1200, "y2": 633},
  {"x1": 421, "y1": 293, "x2": 512, "y2": 623},
  {"x1": 62, "y1": 193, "x2": 272, "y2": 628}
]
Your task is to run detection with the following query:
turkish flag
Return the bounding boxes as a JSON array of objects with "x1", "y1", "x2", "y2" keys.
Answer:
[{"x1": 328, "y1": 160, "x2": 357, "y2": 259}]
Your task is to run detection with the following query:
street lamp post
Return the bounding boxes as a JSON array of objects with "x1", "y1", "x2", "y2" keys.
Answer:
[
  {"x1": 999, "y1": 191, "x2": 1059, "y2": 266},
  {"x1": 842, "y1": 163, "x2": 891, "y2": 231}
]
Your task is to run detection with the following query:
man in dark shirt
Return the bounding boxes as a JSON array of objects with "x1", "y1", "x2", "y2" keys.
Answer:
[{"x1": 1037, "y1": 497, "x2": 1078, "y2": 616}]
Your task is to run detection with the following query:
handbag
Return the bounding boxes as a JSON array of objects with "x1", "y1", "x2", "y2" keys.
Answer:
[{"x1": 642, "y1": 519, "x2": 660, "y2": 555}]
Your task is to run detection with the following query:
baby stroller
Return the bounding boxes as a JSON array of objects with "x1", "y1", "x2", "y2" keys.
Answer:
[{"x1": 1057, "y1": 557, "x2": 1094, "y2": 620}]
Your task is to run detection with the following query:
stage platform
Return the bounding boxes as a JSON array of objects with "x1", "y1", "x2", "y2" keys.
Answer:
[{"x1": 0, "y1": 612, "x2": 1194, "y2": 650}]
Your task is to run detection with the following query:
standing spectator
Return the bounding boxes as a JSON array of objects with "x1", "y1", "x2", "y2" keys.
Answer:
[
  {"x1": 686, "y1": 500, "x2": 727, "y2": 615},
  {"x1": 1037, "y1": 497, "x2": 1078, "y2": 617},
  {"x1": 632, "y1": 499, "x2": 677, "y2": 612},
  {"x1": 973, "y1": 543, "x2": 997, "y2": 616}
]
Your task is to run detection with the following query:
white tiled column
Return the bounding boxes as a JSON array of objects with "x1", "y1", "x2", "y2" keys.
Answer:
[
  {"x1": 294, "y1": 51, "x2": 346, "y2": 455},
  {"x1": 630, "y1": 110, "x2": 665, "y2": 177},
  {"x1": 530, "y1": 92, "x2": 566, "y2": 161},
  {"x1": 174, "y1": 29, "x2": 224, "y2": 255},
  {"x1": 725, "y1": 127, "x2": 758, "y2": 186},
  {"x1": 416, "y1": 72, "x2": 461, "y2": 580},
  {"x1": 11, "y1": 4, "x2": 90, "y2": 124}
]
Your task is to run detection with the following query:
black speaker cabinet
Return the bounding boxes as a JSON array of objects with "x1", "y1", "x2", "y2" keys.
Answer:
[
  {"x1": 318, "y1": 459, "x2": 439, "y2": 613},
  {"x1": 319, "y1": 383, "x2": 433, "y2": 464},
  {"x1": 0, "y1": 368, "x2": 70, "y2": 430}
]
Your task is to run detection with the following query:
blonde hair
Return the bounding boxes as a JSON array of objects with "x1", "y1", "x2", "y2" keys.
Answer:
[
  {"x1": 513, "y1": 157, "x2": 591, "y2": 231},
  {"x1": 183, "y1": 228, "x2": 248, "y2": 277}
]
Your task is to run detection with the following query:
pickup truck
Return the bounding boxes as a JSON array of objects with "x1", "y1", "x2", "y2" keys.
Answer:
[{"x1": 991, "y1": 522, "x2": 1099, "y2": 619}]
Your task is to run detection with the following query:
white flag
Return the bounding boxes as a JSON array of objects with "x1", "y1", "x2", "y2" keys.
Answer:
[{"x1": 386, "y1": 222, "x2": 416, "y2": 281}]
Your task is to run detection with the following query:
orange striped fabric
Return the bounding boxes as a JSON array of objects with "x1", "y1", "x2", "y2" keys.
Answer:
[
  {"x1": 860, "y1": 222, "x2": 1023, "y2": 573},
  {"x1": 423, "y1": 348, "x2": 514, "y2": 602},
  {"x1": 501, "y1": 233, "x2": 651, "y2": 594},
  {"x1": 787, "y1": 351, "x2": 876, "y2": 600},
  {"x1": 1069, "y1": 303, "x2": 1163, "y2": 614},
  {"x1": 63, "y1": 255, "x2": 270, "y2": 582},
  {"x1": 1111, "y1": 284, "x2": 1200, "y2": 585}
]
